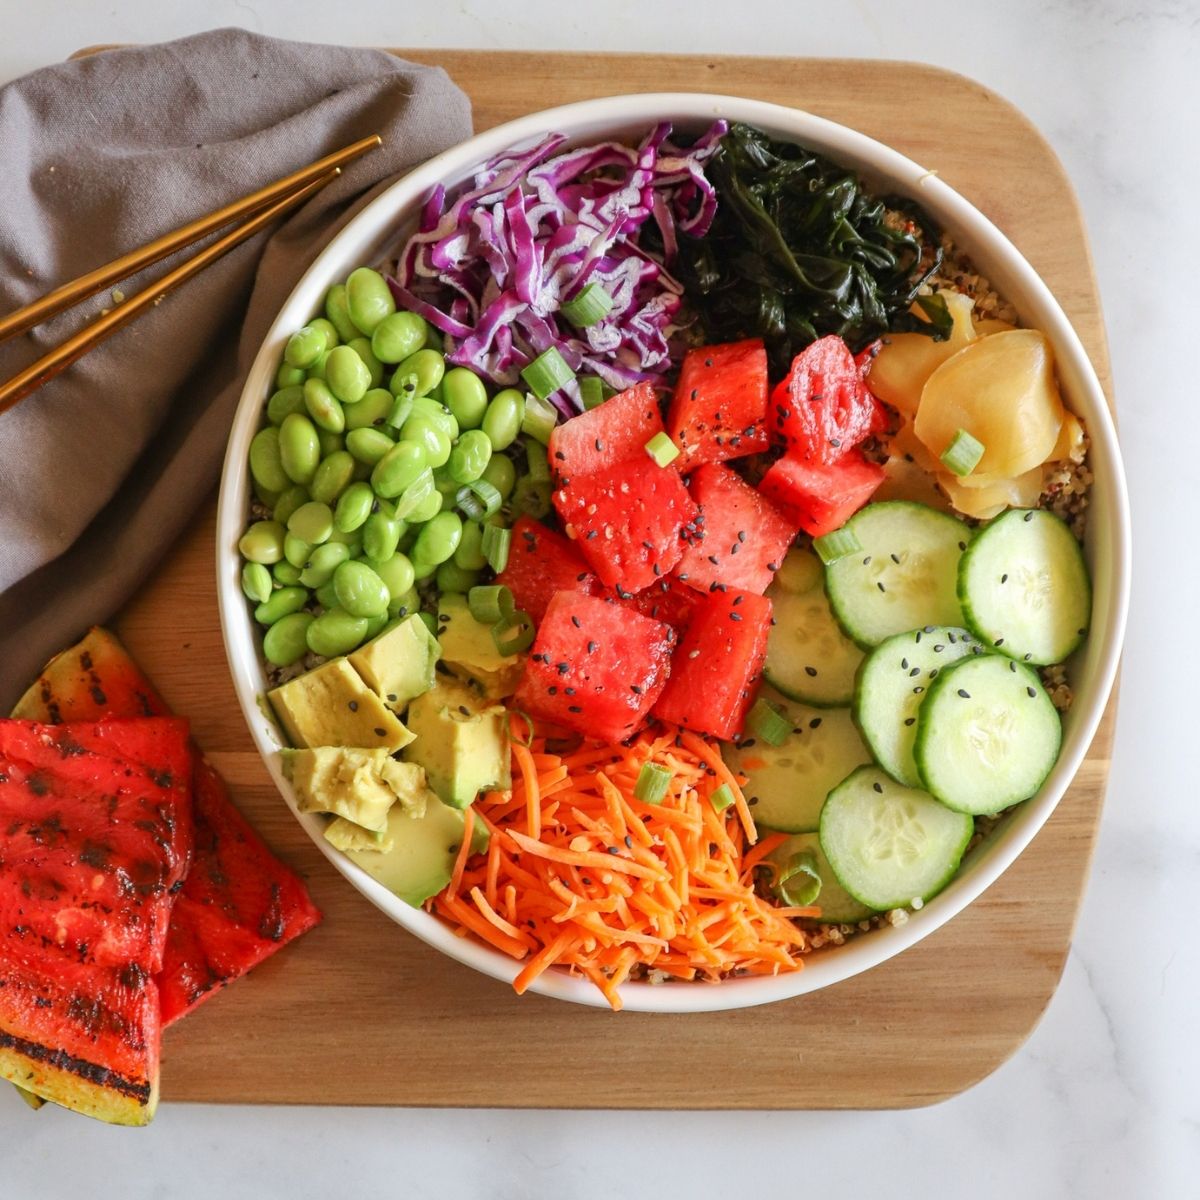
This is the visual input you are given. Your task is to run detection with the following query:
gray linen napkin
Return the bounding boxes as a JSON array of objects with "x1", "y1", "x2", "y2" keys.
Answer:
[{"x1": 0, "y1": 29, "x2": 472, "y2": 708}]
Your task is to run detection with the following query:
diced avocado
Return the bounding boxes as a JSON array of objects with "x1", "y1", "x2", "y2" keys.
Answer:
[
  {"x1": 437, "y1": 594, "x2": 523, "y2": 699},
  {"x1": 403, "y1": 676, "x2": 510, "y2": 809},
  {"x1": 379, "y1": 759, "x2": 431, "y2": 819},
  {"x1": 325, "y1": 816, "x2": 394, "y2": 854},
  {"x1": 343, "y1": 797, "x2": 490, "y2": 909},
  {"x1": 286, "y1": 747, "x2": 398, "y2": 832},
  {"x1": 269, "y1": 658, "x2": 413, "y2": 750},
  {"x1": 349, "y1": 613, "x2": 440, "y2": 712}
]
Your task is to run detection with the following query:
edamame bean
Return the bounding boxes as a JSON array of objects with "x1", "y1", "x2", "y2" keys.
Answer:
[
  {"x1": 453, "y1": 520, "x2": 488, "y2": 571},
  {"x1": 441, "y1": 368, "x2": 489, "y2": 430},
  {"x1": 433, "y1": 466, "x2": 460, "y2": 497},
  {"x1": 412, "y1": 511, "x2": 462, "y2": 566},
  {"x1": 400, "y1": 417, "x2": 451, "y2": 469},
  {"x1": 264, "y1": 612, "x2": 314, "y2": 666},
  {"x1": 249, "y1": 427, "x2": 291, "y2": 494},
  {"x1": 275, "y1": 362, "x2": 306, "y2": 390},
  {"x1": 315, "y1": 579, "x2": 339, "y2": 609},
  {"x1": 325, "y1": 345, "x2": 372, "y2": 404},
  {"x1": 417, "y1": 611, "x2": 438, "y2": 635},
  {"x1": 317, "y1": 429, "x2": 345, "y2": 459},
  {"x1": 436, "y1": 562, "x2": 480, "y2": 594},
  {"x1": 481, "y1": 388, "x2": 525, "y2": 451},
  {"x1": 371, "y1": 311, "x2": 427, "y2": 364},
  {"x1": 362, "y1": 512, "x2": 402, "y2": 563},
  {"x1": 390, "y1": 348, "x2": 444, "y2": 399},
  {"x1": 347, "y1": 337, "x2": 385, "y2": 389},
  {"x1": 278, "y1": 413, "x2": 320, "y2": 484},
  {"x1": 423, "y1": 323, "x2": 444, "y2": 352},
  {"x1": 287, "y1": 500, "x2": 333, "y2": 545},
  {"x1": 284, "y1": 532, "x2": 313, "y2": 569},
  {"x1": 253, "y1": 480, "x2": 280, "y2": 508},
  {"x1": 303, "y1": 378, "x2": 346, "y2": 433},
  {"x1": 345, "y1": 387, "x2": 394, "y2": 431},
  {"x1": 324, "y1": 283, "x2": 359, "y2": 343},
  {"x1": 363, "y1": 611, "x2": 390, "y2": 641},
  {"x1": 300, "y1": 541, "x2": 351, "y2": 587},
  {"x1": 306, "y1": 607, "x2": 370, "y2": 657},
  {"x1": 241, "y1": 562, "x2": 273, "y2": 605},
  {"x1": 409, "y1": 489, "x2": 443, "y2": 524},
  {"x1": 390, "y1": 586, "x2": 421, "y2": 617},
  {"x1": 480, "y1": 452, "x2": 516, "y2": 500},
  {"x1": 326, "y1": 529, "x2": 363, "y2": 556},
  {"x1": 345, "y1": 267, "x2": 396, "y2": 336},
  {"x1": 267, "y1": 385, "x2": 307, "y2": 425},
  {"x1": 305, "y1": 350, "x2": 329, "y2": 382},
  {"x1": 333, "y1": 561, "x2": 391, "y2": 619},
  {"x1": 447, "y1": 429, "x2": 493, "y2": 484},
  {"x1": 373, "y1": 553, "x2": 416, "y2": 602},
  {"x1": 371, "y1": 439, "x2": 429, "y2": 498},
  {"x1": 310, "y1": 450, "x2": 356, "y2": 505},
  {"x1": 512, "y1": 476, "x2": 553, "y2": 520},
  {"x1": 309, "y1": 318, "x2": 339, "y2": 352},
  {"x1": 273, "y1": 485, "x2": 309, "y2": 526},
  {"x1": 412, "y1": 395, "x2": 459, "y2": 440},
  {"x1": 346, "y1": 427, "x2": 395, "y2": 466},
  {"x1": 273, "y1": 561, "x2": 303, "y2": 586},
  {"x1": 334, "y1": 481, "x2": 375, "y2": 533},
  {"x1": 254, "y1": 586, "x2": 309, "y2": 626},
  {"x1": 238, "y1": 520, "x2": 286, "y2": 565},
  {"x1": 284, "y1": 324, "x2": 327, "y2": 369}
]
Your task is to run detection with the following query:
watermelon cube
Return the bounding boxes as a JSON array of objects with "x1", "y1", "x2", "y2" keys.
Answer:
[
  {"x1": 758, "y1": 449, "x2": 885, "y2": 539},
  {"x1": 513, "y1": 592, "x2": 675, "y2": 744},
  {"x1": 668, "y1": 339, "x2": 770, "y2": 469},
  {"x1": 610, "y1": 575, "x2": 702, "y2": 636},
  {"x1": 495, "y1": 515, "x2": 600, "y2": 624},
  {"x1": 548, "y1": 381, "x2": 664, "y2": 482},
  {"x1": 652, "y1": 591, "x2": 772, "y2": 740}
]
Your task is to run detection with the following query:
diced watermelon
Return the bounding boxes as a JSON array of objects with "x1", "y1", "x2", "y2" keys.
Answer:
[
  {"x1": 495, "y1": 515, "x2": 600, "y2": 624},
  {"x1": 758, "y1": 450, "x2": 886, "y2": 539},
  {"x1": 668, "y1": 339, "x2": 770, "y2": 467},
  {"x1": 673, "y1": 463, "x2": 797, "y2": 595},
  {"x1": 652, "y1": 592, "x2": 772, "y2": 740},
  {"x1": 610, "y1": 575, "x2": 702, "y2": 636},
  {"x1": 553, "y1": 458, "x2": 697, "y2": 593},
  {"x1": 770, "y1": 335, "x2": 881, "y2": 463},
  {"x1": 548, "y1": 381, "x2": 663, "y2": 482},
  {"x1": 513, "y1": 592, "x2": 675, "y2": 743}
]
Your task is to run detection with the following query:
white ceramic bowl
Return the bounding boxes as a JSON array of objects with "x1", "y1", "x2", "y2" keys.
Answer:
[{"x1": 217, "y1": 93, "x2": 1130, "y2": 1012}]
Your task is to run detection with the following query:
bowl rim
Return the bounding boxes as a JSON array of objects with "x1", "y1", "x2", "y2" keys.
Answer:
[{"x1": 216, "y1": 91, "x2": 1130, "y2": 1014}]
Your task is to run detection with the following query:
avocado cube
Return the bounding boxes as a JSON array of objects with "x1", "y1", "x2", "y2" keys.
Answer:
[
  {"x1": 287, "y1": 747, "x2": 398, "y2": 832},
  {"x1": 325, "y1": 816, "x2": 394, "y2": 854},
  {"x1": 269, "y1": 658, "x2": 413, "y2": 751},
  {"x1": 437, "y1": 595, "x2": 522, "y2": 699},
  {"x1": 349, "y1": 613, "x2": 440, "y2": 712}
]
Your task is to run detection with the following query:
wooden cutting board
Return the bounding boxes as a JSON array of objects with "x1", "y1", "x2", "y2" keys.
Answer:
[{"x1": 92, "y1": 51, "x2": 1116, "y2": 1109}]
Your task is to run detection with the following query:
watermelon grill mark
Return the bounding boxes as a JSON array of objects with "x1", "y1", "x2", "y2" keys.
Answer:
[{"x1": 0, "y1": 1029, "x2": 151, "y2": 1105}]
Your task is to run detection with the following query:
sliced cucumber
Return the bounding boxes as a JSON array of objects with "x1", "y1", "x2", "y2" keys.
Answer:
[
  {"x1": 819, "y1": 765, "x2": 974, "y2": 910},
  {"x1": 958, "y1": 507, "x2": 1091, "y2": 666},
  {"x1": 723, "y1": 689, "x2": 870, "y2": 833},
  {"x1": 825, "y1": 501, "x2": 971, "y2": 647},
  {"x1": 768, "y1": 832, "x2": 876, "y2": 924},
  {"x1": 854, "y1": 625, "x2": 982, "y2": 787},
  {"x1": 914, "y1": 654, "x2": 1062, "y2": 815},
  {"x1": 764, "y1": 547, "x2": 864, "y2": 706}
]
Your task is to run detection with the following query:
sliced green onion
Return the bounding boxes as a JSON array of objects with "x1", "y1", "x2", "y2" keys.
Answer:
[
  {"x1": 634, "y1": 762, "x2": 672, "y2": 805},
  {"x1": 510, "y1": 709, "x2": 535, "y2": 748},
  {"x1": 747, "y1": 697, "x2": 791, "y2": 747},
  {"x1": 813, "y1": 527, "x2": 863, "y2": 565},
  {"x1": 775, "y1": 850, "x2": 822, "y2": 907},
  {"x1": 512, "y1": 477, "x2": 552, "y2": 520},
  {"x1": 492, "y1": 608, "x2": 534, "y2": 655},
  {"x1": 579, "y1": 376, "x2": 606, "y2": 410},
  {"x1": 710, "y1": 783, "x2": 735, "y2": 813},
  {"x1": 482, "y1": 523, "x2": 511, "y2": 573},
  {"x1": 939, "y1": 427, "x2": 985, "y2": 477},
  {"x1": 560, "y1": 282, "x2": 614, "y2": 329},
  {"x1": 520, "y1": 347, "x2": 575, "y2": 400},
  {"x1": 468, "y1": 584, "x2": 514, "y2": 625},
  {"x1": 392, "y1": 468, "x2": 435, "y2": 519},
  {"x1": 520, "y1": 391, "x2": 559, "y2": 443},
  {"x1": 387, "y1": 385, "x2": 416, "y2": 428},
  {"x1": 456, "y1": 479, "x2": 502, "y2": 521},
  {"x1": 525, "y1": 440, "x2": 551, "y2": 482},
  {"x1": 644, "y1": 431, "x2": 681, "y2": 467}
]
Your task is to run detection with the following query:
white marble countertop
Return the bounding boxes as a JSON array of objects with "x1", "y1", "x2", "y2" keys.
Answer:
[{"x1": 3, "y1": 3, "x2": 1196, "y2": 1196}]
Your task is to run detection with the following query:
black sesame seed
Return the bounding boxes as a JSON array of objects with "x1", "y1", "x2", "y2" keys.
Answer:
[
  {"x1": 595, "y1": 438, "x2": 604, "y2": 452},
  {"x1": 957, "y1": 689, "x2": 971, "y2": 699},
  {"x1": 653, "y1": 563, "x2": 662, "y2": 576},
  {"x1": 571, "y1": 615, "x2": 581, "y2": 628},
  {"x1": 586, "y1": 530, "x2": 598, "y2": 540},
  {"x1": 569, "y1": 705, "x2": 582, "y2": 713},
  {"x1": 387, "y1": 694, "x2": 397, "y2": 702},
  {"x1": 1027, "y1": 686, "x2": 1037, "y2": 698},
  {"x1": 624, "y1": 835, "x2": 633, "y2": 848},
  {"x1": 707, "y1": 554, "x2": 720, "y2": 565},
  {"x1": 872, "y1": 781, "x2": 883, "y2": 794},
  {"x1": 890, "y1": 553, "x2": 900, "y2": 564},
  {"x1": 862, "y1": 555, "x2": 872, "y2": 566},
  {"x1": 348, "y1": 700, "x2": 359, "y2": 712},
  {"x1": 903, "y1": 717, "x2": 916, "y2": 726},
  {"x1": 557, "y1": 662, "x2": 569, "y2": 675},
  {"x1": 995, "y1": 638, "x2": 1005, "y2": 647},
  {"x1": 767, "y1": 562, "x2": 780, "y2": 572},
  {"x1": 901, "y1": 658, "x2": 909, "y2": 669},
  {"x1": 630, "y1": 684, "x2": 643, "y2": 694},
  {"x1": 576, "y1": 572, "x2": 588, "y2": 582},
  {"x1": 733, "y1": 595, "x2": 743, "y2": 605},
  {"x1": 1001, "y1": 573, "x2": 1008, "y2": 584},
  {"x1": 809, "y1": 718, "x2": 822, "y2": 729},
  {"x1": 1024, "y1": 511, "x2": 1034, "y2": 522},
  {"x1": 548, "y1": 686, "x2": 558, "y2": 695},
  {"x1": 729, "y1": 612, "x2": 742, "y2": 621},
  {"x1": 804, "y1": 666, "x2": 817, "y2": 678},
  {"x1": 373, "y1": 727, "x2": 386, "y2": 737},
  {"x1": 587, "y1": 641, "x2": 598, "y2": 653},
  {"x1": 877, "y1": 582, "x2": 886, "y2": 593}
]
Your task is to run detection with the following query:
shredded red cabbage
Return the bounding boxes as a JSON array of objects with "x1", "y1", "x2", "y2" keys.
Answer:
[{"x1": 388, "y1": 121, "x2": 727, "y2": 412}]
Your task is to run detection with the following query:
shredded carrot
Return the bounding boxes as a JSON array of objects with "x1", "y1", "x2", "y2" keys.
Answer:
[{"x1": 432, "y1": 722, "x2": 812, "y2": 1010}]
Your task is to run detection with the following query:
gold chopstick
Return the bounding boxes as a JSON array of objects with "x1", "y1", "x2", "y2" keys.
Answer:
[
  {"x1": 0, "y1": 133, "x2": 382, "y2": 346},
  {"x1": 0, "y1": 169, "x2": 340, "y2": 419}
]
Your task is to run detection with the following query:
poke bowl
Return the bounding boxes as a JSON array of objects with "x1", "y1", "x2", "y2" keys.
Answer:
[{"x1": 216, "y1": 93, "x2": 1129, "y2": 1013}]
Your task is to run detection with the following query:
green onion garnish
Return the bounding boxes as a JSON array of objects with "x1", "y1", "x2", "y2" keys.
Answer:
[
  {"x1": 492, "y1": 608, "x2": 534, "y2": 655},
  {"x1": 520, "y1": 347, "x2": 576, "y2": 401},
  {"x1": 579, "y1": 376, "x2": 606, "y2": 410},
  {"x1": 747, "y1": 697, "x2": 791, "y2": 747},
  {"x1": 710, "y1": 784, "x2": 735, "y2": 813},
  {"x1": 644, "y1": 431, "x2": 681, "y2": 467},
  {"x1": 387, "y1": 391, "x2": 414, "y2": 429},
  {"x1": 468, "y1": 584, "x2": 514, "y2": 625},
  {"x1": 560, "y1": 282, "x2": 614, "y2": 329},
  {"x1": 482, "y1": 523, "x2": 511, "y2": 574},
  {"x1": 392, "y1": 468, "x2": 435, "y2": 519},
  {"x1": 520, "y1": 391, "x2": 559, "y2": 443},
  {"x1": 512, "y1": 477, "x2": 553, "y2": 520},
  {"x1": 939, "y1": 428, "x2": 985, "y2": 477},
  {"x1": 634, "y1": 762, "x2": 672, "y2": 805},
  {"x1": 525, "y1": 440, "x2": 551, "y2": 482},
  {"x1": 813, "y1": 527, "x2": 863, "y2": 565},
  {"x1": 774, "y1": 850, "x2": 822, "y2": 907},
  {"x1": 456, "y1": 479, "x2": 502, "y2": 521},
  {"x1": 510, "y1": 709, "x2": 535, "y2": 748}
]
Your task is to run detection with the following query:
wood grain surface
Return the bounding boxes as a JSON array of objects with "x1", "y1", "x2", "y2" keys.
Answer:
[{"x1": 96, "y1": 51, "x2": 1116, "y2": 1109}]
